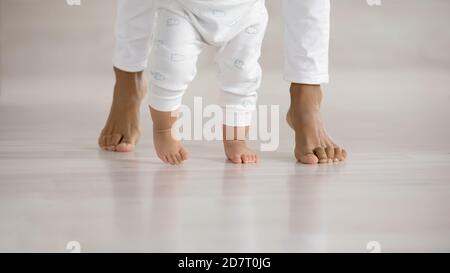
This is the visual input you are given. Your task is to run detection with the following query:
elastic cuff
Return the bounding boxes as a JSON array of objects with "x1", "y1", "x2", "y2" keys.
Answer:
[
  {"x1": 223, "y1": 108, "x2": 253, "y2": 127},
  {"x1": 113, "y1": 61, "x2": 147, "y2": 73},
  {"x1": 283, "y1": 73, "x2": 329, "y2": 85},
  {"x1": 148, "y1": 84, "x2": 183, "y2": 112}
]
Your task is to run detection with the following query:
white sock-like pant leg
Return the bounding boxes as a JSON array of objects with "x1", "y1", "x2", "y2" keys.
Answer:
[
  {"x1": 113, "y1": 0, "x2": 155, "y2": 72},
  {"x1": 283, "y1": 0, "x2": 330, "y2": 84},
  {"x1": 148, "y1": 6, "x2": 205, "y2": 112},
  {"x1": 216, "y1": 6, "x2": 268, "y2": 127},
  {"x1": 148, "y1": 1, "x2": 267, "y2": 127},
  {"x1": 113, "y1": 0, "x2": 330, "y2": 82}
]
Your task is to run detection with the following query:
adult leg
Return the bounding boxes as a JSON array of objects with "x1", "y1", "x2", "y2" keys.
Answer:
[
  {"x1": 283, "y1": 0, "x2": 347, "y2": 164},
  {"x1": 98, "y1": 0, "x2": 154, "y2": 152}
]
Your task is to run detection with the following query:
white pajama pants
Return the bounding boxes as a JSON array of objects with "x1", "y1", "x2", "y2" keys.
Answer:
[
  {"x1": 146, "y1": 0, "x2": 267, "y2": 126},
  {"x1": 282, "y1": 0, "x2": 330, "y2": 84},
  {"x1": 113, "y1": 0, "x2": 330, "y2": 124}
]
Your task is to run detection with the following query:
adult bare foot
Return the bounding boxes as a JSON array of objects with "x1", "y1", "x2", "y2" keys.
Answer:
[
  {"x1": 223, "y1": 125, "x2": 257, "y2": 164},
  {"x1": 286, "y1": 83, "x2": 347, "y2": 164},
  {"x1": 150, "y1": 107, "x2": 188, "y2": 165},
  {"x1": 98, "y1": 67, "x2": 146, "y2": 152}
]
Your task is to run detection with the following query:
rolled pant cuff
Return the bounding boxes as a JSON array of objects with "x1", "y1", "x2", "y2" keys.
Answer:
[
  {"x1": 283, "y1": 73, "x2": 329, "y2": 85},
  {"x1": 113, "y1": 59, "x2": 147, "y2": 73},
  {"x1": 148, "y1": 84, "x2": 183, "y2": 112},
  {"x1": 223, "y1": 109, "x2": 253, "y2": 127}
]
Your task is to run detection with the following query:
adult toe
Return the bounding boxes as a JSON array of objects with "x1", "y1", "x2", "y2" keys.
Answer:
[
  {"x1": 334, "y1": 147, "x2": 343, "y2": 161},
  {"x1": 98, "y1": 135, "x2": 108, "y2": 150},
  {"x1": 341, "y1": 149, "x2": 348, "y2": 160},
  {"x1": 116, "y1": 136, "x2": 136, "y2": 152},
  {"x1": 313, "y1": 147, "x2": 328, "y2": 163},
  {"x1": 229, "y1": 155, "x2": 242, "y2": 164},
  {"x1": 325, "y1": 146, "x2": 335, "y2": 163},
  {"x1": 298, "y1": 153, "x2": 319, "y2": 164}
]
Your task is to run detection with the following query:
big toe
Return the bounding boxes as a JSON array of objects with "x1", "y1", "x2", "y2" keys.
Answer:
[
  {"x1": 229, "y1": 155, "x2": 243, "y2": 164},
  {"x1": 298, "y1": 153, "x2": 319, "y2": 164},
  {"x1": 115, "y1": 142, "x2": 135, "y2": 152},
  {"x1": 105, "y1": 134, "x2": 122, "y2": 151},
  {"x1": 115, "y1": 136, "x2": 137, "y2": 152}
]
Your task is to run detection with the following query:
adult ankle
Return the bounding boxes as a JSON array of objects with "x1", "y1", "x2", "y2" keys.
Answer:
[{"x1": 289, "y1": 83, "x2": 322, "y2": 109}]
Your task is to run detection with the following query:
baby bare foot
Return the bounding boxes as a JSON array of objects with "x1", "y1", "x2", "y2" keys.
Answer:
[
  {"x1": 150, "y1": 106, "x2": 188, "y2": 165},
  {"x1": 287, "y1": 84, "x2": 347, "y2": 164},
  {"x1": 223, "y1": 140, "x2": 257, "y2": 164},
  {"x1": 223, "y1": 125, "x2": 257, "y2": 164},
  {"x1": 98, "y1": 68, "x2": 146, "y2": 152},
  {"x1": 153, "y1": 129, "x2": 188, "y2": 165}
]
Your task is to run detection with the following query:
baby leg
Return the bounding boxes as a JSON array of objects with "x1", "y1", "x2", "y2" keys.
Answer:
[
  {"x1": 149, "y1": 105, "x2": 188, "y2": 165},
  {"x1": 148, "y1": 7, "x2": 204, "y2": 164},
  {"x1": 222, "y1": 125, "x2": 257, "y2": 164},
  {"x1": 216, "y1": 14, "x2": 268, "y2": 164}
]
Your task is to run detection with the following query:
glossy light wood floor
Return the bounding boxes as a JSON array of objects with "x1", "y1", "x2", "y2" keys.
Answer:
[
  {"x1": 1, "y1": 0, "x2": 450, "y2": 252},
  {"x1": 1, "y1": 69, "x2": 450, "y2": 252}
]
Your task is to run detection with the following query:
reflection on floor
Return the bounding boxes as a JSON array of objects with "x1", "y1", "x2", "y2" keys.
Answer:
[
  {"x1": 1, "y1": 0, "x2": 450, "y2": 252},
  {"x1": 0, "y1": 69, "x2": 449, "y2": 252}
]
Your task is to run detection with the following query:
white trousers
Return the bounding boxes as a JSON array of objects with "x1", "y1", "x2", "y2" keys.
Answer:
[
  {"x1": 147, "y1": 0, "x2": 267, "y2": 126},
  {"x1": 113, "y1": 0, "x2": 330, "y2": 85}
]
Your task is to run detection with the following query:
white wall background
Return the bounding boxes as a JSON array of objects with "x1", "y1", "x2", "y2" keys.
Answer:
[{"x1": 1, "y1": 0, "x2": 449, "y2": 78}]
